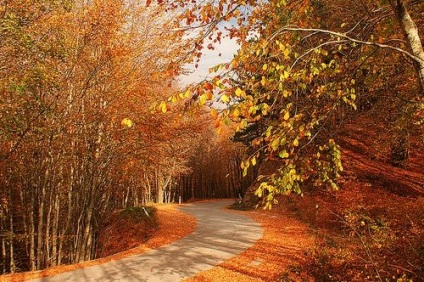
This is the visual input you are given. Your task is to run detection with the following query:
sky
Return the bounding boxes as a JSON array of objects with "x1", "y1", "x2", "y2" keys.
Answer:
[{"x1": 178, "y1": 33, "x2": 240, "y2": 87}]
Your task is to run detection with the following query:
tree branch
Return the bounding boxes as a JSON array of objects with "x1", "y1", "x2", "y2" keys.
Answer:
[{"x1": 272, "y1": 26, "x2": 424, "y2": 64}]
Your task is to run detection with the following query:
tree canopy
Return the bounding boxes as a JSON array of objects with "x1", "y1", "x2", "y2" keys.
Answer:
[
  {"x1": 0, "y1": 0, "x2": 249, "y2": 273},
  {"x1": 160, "y1": 0, "x2": 424, "y2": 207}
]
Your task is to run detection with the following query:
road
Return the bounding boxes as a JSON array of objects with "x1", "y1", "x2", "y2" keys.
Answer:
[{"x1": 30, "y1": 199, "x2": 263, "y2": 282}]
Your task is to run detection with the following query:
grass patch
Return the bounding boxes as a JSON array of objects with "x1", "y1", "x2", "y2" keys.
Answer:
[
  {"x1": 120, "y1": 206, "x2": 157, "y2": 225},
  {"x1": 228, "y1": 201, "x2": 257, "y2": 211}
]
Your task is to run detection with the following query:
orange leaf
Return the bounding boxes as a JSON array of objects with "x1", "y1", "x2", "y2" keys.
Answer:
[
  {"x1": 204, "y1": 82, "x2": 213, "y2": 90},
  {"x1": 211, "y1": 108, "x2": 218, "y2": 119}
]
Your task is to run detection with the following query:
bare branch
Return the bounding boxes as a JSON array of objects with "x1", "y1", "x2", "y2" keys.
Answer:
[
  {"x1": 273, "y1": 26, "x2": 424, "y2": 64},
  {"x1": 289, "y1": 40, "x2": 348, "y2": 70}
]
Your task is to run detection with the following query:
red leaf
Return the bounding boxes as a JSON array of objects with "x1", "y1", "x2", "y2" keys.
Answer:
[{"x1": 204, "y1": 82, "x2": 213, "y2": 90}]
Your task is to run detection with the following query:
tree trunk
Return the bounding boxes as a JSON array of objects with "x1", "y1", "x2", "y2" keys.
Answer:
[
  {"x1": 36, "y1": 177, "x2": 46, "y2": 269},
  {"x1": 29, "y1": 187, "x2": 36, "y2": 271},
  {"x1": 18, "y1": 183, "x2": 29, "y2": 270},
  {"x1": 51, "y1": 187, "x2": 60, "y2": 267},
  {"x1": 390, "y1": 129, "x2": 410, "y2": 167},
  {"x1": 9, "y1": 213, "x2": 15, "y2": 273},
  {"x1": 1, "y1": 205, "x2": 6, "y2": 273},
  {"x1": 390, "y1": 0, "x2": 424, "y2": 94},
  {"x1": 45, "y1": 185, "x2": 53, "y2": 268},
  {"x1": 191, "y1": 175, "x2": 195, "y2": 200}
]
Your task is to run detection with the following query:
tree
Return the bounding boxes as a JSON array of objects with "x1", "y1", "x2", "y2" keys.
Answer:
[
  {"x1": 158, "y1": 0, "x2": 423, "y2": 206},
  {"x1": 0, "y1": 0, "x2": 196, "y2": 273},
  {"x1": 177, "y1": 112, "x2": 257, "y2": 201}
]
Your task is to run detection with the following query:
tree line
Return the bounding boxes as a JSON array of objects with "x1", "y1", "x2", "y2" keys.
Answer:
[{"x1": 0, "y1": 0, "x2": 253, "y2": 274}]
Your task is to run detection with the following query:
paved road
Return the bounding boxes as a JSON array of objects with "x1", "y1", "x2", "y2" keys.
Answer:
[{"x1": 30, "y1": 199, "x2": 263, "y2": 282}]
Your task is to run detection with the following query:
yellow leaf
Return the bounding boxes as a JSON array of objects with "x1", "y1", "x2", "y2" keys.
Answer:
[
  {"x1": 160, "y1": 102, "x2": 167, "y2": 113},
  {"x1": 279, "y1": 150, "x2": 289, "y2": 158},
  {"x1": 283, "y1": 48, "x2": 290, "y2": 57},
  {"x1": 293, "y1": 139, "x2": 299, "y2": 147},
  {"x1": 232, "y1": 107, "x2": 240, "y2": 118},
  {"x1": 235, "y1": 87, "x2": 243, "y2": 97},
  {"x1": 199, "y1": 94, "x2": 207, "y2": 105},
  {"x1": 220, "y1": 94, "x2": 230, "y2": 103},
  {"x1": 284, "y1": 111, "x2": 290, "y2": 120},
  {"x1": 121, "y1": 118, "x2": 133, "y2": 128},
  {"x1": 184, "y1": 89, "x2": 191, "y2": 98},
  {"x1": 271, "y1": 138, "x2": 280, "y2": 151},
  {"x1": 262, "y1": 64, "x2": 268, "y2": 71},
  {"x1": 210, "y1": 108, "x2": 218, "y2": 119},
  {"x1": 261, "y1": 76, "x2": 266, "y2": 86},
  {"x1": 252, "y1": 157, "x2": 257, "y2": 166}
]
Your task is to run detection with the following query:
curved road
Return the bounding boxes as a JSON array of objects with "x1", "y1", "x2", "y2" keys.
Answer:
[{"x1": 30, "y1": 199, "x2": 263, "y2": 282}]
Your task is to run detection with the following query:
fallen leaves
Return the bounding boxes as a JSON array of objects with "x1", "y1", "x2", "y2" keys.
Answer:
[
  {"x1": 147, "y1": 204, "x2": 197, "y2": 248},
  {"x1": 185, "y1": 206, "x2": 315, "y2": 281}
]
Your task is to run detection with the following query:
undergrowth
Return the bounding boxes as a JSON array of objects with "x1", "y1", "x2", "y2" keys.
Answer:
[
  {"x1": 120, "y1": 206, "x2": 158, "y2": 226},
  {"x1": 228, "y1": 201, "x2": 256, "y2": 211},
  {"x1": 278, "y1": 186, "x2": 424, "y2": 281},
  {"x1": 97, "y1": 205, "x2": 159, "y2": 257}
]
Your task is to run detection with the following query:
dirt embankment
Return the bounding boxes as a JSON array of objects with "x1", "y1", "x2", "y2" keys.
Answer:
[{"x1": 338, "y1": 117, "x2": 424, "y2": 196}]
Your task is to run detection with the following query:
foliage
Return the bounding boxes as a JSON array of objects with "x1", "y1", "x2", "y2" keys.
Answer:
[
  {"x1": 343, "y1": 208, "x2": 395, "y2": 248},
  {"x1": 0, "y1": 0, "x2": 255, "y2": 273},
  {"x1": 158, "y1": 0, "x2": 423, "y2": 207},
  {"x1": 179, "y1": 118, "x2": 258, "y2": 200},
  {"x1": 0, "y1": 0, "x2": 213, "y2": 273}
]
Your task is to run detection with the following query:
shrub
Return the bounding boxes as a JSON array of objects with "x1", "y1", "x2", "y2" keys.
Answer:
[{"x1": 120, "y1": 206, "x2": 157, "y2": 225}]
